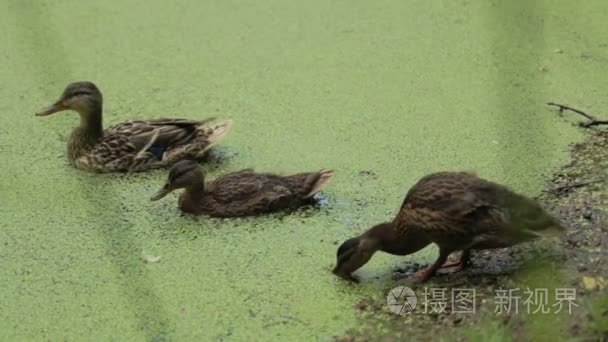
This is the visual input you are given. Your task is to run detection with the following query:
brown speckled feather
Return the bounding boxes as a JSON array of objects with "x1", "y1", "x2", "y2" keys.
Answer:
[
  {"x1": 164, "y1": 167, "x2": 333, "y2": 217},
  {"x1": 106, "y1": 118, "x2": 214, "y2": 147},
  {"x1": 395, "y1": 172, "x2": 560, "y2": 250},
  {"x1": 184, "y1": 168, "x2": 334, "y2": 217},
  {"x1": 331, "y1": 171, "x2": 563, "y2": 283},
  {"x1": 38, "y1": 81, "x2": 231, "y2": 173},
  {"x1": 71, "y1": 119, "x2": 231, "y2": 172}
]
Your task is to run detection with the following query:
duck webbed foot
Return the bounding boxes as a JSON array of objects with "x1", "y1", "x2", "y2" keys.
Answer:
[
  {"x1": 438, "y1": 249, "x2": 471, "y2": 273},
  {"x1": 413, "y1": 249, "x2": 450, "y2": 283}
]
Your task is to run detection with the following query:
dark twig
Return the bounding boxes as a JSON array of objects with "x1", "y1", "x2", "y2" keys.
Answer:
[
  {"x1": 544, "y1": 179, "x2": 606, "y2": 194},
  {"x1": 547, "y1": 102, "x2": 608, "y2": 127},
  {"x1": 547, "y1": 102, "x2": 595, "y2": 120},
  {"x1": 585, "y1": 119, "x2": 608, "y2": 127}
]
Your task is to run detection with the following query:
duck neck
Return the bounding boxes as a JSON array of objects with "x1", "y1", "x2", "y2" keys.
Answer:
[
  {"x1": 184, "y1": 182, "x2": 206, "y2": 199},
  {"x1": 68, "y1": 104, "x2": 104, "y2": 159},
  {"x1": 180, "y1": 181, "x2": 206, "y2": 211},
  {"x1": 366, "y1": 221, "x2": 431, "y2": 256}
]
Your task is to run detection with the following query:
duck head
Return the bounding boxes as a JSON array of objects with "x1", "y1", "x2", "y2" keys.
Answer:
[
  {"x1": 151, "y1": 160, "x2": 205, "y2": 201},
  {"x1": 36, "y1": 81, "x2": 103, "y2": 118},
  {"x1": 332, "y1": 222, "x2": 431, "y2": 282}
]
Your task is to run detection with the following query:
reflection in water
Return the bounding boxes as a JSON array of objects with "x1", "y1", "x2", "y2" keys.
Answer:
[
  {"x1": 10, "y1": 1, "x2": 172, "y2": 338},
  {"x1": 74, "y1": 174, "x2": 173, "y2": 339}
]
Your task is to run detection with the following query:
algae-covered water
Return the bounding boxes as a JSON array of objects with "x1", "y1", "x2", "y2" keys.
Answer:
[{"x1": 2, "y1": 0, "x2": 606, "y2": 340}]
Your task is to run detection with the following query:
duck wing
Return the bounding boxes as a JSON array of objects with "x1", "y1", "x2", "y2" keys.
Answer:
[
  {"x1": 105, "y1": 118, "x2": 215, "y2": 150},
  {"x1": 76, "y1": 118, "x2": 213, "y2": 172},
  {"x1": 396, "y1": 172, "x2": 505, "y2": 239},
  {"x1": 206, "y1": 169, "x2": 268, "y2": 204},
  {"x1": 399, "y1": 171, "x2": 485, "y2": 213},
  {"x1": 399, "y1": 172, "x2": 561, "y2": 246},
  {"x1": 283, "y1": 169, "x2": 334, "y2": 198},
  {"x1": 207, "y1": 170, "x2": 315, "y2": 214}
]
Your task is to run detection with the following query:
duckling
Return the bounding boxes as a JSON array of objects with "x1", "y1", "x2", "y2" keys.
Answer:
[
  {"x1": 36, "y1": 81, "x2": 232, "y2": 172},
  {"x1": 332, "y1": 171, "x2": 564, "y2": 283},
  {"x1": 150, "y1": 160, "x2": 334, "y2": 217}
]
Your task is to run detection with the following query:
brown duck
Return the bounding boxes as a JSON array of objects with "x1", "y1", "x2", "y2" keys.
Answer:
[
  {"x1": 151, "y1": 160, "x2": 334, "y2": 217},
  {"x1": 332, "y1": 171, "x2": 564, "y2": 283},
  {"x1": 36, "y1": 81, "x2": 232, "y2": 172}
]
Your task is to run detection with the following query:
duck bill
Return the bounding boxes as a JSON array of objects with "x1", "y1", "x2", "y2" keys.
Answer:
[
  {"x1": 332, "y1": 265, "x2": 348, "y2": 278},
  {"x1": 150, "y1": 184, "x2": 174, "y2": 201},
  {"x1": 36, "y1": 101, "x2": 66, "y2": 116},
  {"x1": 332, "y1": 267, "x2": 358, "y2": 283}
]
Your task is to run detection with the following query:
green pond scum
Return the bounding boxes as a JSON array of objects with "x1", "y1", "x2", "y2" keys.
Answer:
[{"x1": 1, "y1": 0, "x2": 607, "y2": 340}]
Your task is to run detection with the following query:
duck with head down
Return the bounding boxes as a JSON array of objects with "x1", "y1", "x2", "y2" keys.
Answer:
[
  {"x1": 36, "y1": 81, "x2": 232, "y2": 172},
  {"x1": 332, "y1": 171, "x2": 564, "y2": 283},
  {"x1": 151, "y1": 160, "x2": 334, "y2": 217}
]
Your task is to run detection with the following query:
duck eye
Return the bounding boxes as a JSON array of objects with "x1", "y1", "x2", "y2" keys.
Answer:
[
  {"x1": 69, "y1": 91, "x2": 91, "y2": 98},
  {"x1": 169, "y1": 168, "x2": 190, "y2": 183}
]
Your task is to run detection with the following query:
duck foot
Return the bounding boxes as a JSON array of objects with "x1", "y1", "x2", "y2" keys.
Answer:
[
  {"x1": 413, "y1": 250, "x2": 451, "y2": 283},
  {"x1": 438, "y1": 250, "x2": 470, "y2": 273},
  {"x1": 439, "y1": 259, "x2": 465, "y2": 272},
  {"x1": 413, "y1": 269, "x2": 434, "y2": 283}
]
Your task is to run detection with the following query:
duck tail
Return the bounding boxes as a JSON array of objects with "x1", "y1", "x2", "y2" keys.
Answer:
[
  {"x1": 196, "y1": 117, "x2": 217, "y2": 126},
  {"x1": 197, "y1": 119, "x2": 233, "y2": 149},
  {"x1": 303, "y1": 169, "x2": 334, "y2": 198},
  {"x1": 522, "y1": 211, "x2": 566, "y2": 239}
]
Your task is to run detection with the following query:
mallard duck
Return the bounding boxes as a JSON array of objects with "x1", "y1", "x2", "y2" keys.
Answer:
[
  {"x1": 36, "y1": 81, "x2": 232, "y2": 172},
  {"x1": 150, "y1": 160, "x2": 334, "y2": 217},
  {"x1": 332, "y1": 171, "x2": 564, "y2": 283}
]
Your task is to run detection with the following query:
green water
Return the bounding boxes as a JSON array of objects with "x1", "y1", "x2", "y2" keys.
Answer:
[{"x1": 1, "y1": 0, "x2": 605, "y2": 340}]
